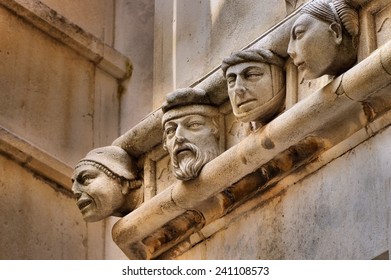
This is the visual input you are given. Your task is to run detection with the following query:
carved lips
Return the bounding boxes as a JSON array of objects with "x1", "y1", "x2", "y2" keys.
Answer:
[
  {"x1": 76, "y1": 195, "x2": 93, "y2": 212},
  {"x1": 237, "y1": 97, "x2": 257, "y2": 109},
  {"x1": 174, "y1": 144, "x2": 194, "y2": 160}
]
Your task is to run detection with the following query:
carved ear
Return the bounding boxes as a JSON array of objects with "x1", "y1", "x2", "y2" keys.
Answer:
[{"x1": 329, "y1": 22, "x2": 343, "y2": 45}]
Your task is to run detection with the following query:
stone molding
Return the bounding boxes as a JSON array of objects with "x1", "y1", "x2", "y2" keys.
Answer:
[
  {"x1": 0, "y1": 0, "x2": 132, "y2": 81},
  {"x1": 0, "y1": 125, "x2": 73, "y2": 192}
]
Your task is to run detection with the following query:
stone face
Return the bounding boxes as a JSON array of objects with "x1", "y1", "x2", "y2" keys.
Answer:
[
  {"x1": 287, "y1": 0, "x2": 359, "y2": 79},
  {"x1": 222, "y1": 48, "x2": 286, "y2": 125},
  {"x1": 161, "y1": 88, "x2": 221, "y2": 181},
  {"x1": 72, "y1": 146, "x2": 142, "y2": 222}
]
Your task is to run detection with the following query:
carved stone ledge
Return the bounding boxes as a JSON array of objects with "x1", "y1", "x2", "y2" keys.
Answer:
[
  {"x1": 0, "y1": 126, "x2": 73, "y2": 192},
  {"x1": 112, "y1": 38, "x2": 391, "y2": 259},
  {"x1": 0, "y1": 0, "x2": 132, "y2": 80}
]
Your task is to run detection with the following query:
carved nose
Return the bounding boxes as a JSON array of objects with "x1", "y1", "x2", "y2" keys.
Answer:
[
  {"x1": 234, "y1": 78, "x2": 246, "y2": 96},
  {"x1": 287, "y1": 43, "x2": 295, "y2": 59},
  {"x1": 174, "y1": 128, "x2": 185, "y2": 143},
  {"x1": 74, "y1": 192, "x2": 82, "y2": 200},
  {"x1": 72, "y1": 183, "x2": 82, "y2": 199}
]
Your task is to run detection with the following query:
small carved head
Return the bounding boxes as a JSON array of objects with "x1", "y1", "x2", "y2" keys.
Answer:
[
  {"x1": 288, "y1": 0, "x2": 359, "y2": 79},
  {"x1": 72, "y1": 146, "x2": 142, "y2": 222},
  {"x1": 221, "y1": 48, "x2": 286, "y2": 124},
  {"x1": 162, "y1": 88, "x2": 221, "y2": 181}
]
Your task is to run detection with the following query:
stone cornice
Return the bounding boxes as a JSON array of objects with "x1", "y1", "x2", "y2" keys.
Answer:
[
  {"x1": 0, "y1": 125, "x2": 73, "y2": 192},
  {"x1": 0, "y1": 0, "x2": 132, "y2": 81}
]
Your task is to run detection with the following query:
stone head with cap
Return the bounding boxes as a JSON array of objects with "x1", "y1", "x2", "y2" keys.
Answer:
[
  {"x1": 72, "y1": 146, "x2": 142, "y2": 222},
  {"x1": 221, "y1": 48, "x2": 286, "y2": 125},
  {"x1": 162, "y1": 88, "x2": 221, "y2": 181},
  {"x1": 287, "y1": 0, "x2": 359, "y2": 79}
]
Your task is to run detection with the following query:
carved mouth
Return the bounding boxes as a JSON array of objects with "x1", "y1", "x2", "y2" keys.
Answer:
[
  {"x1": 175, "y1": 147, "x2": 193, "y2": 157},
  {"x1": 237, "y1": 98, "x2": 257, "y2": 108},
  {"x1": 77, "y1": 198, "x2": 92, "y2": 211}
]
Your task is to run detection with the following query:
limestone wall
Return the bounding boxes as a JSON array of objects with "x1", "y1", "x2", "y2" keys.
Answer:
[{"x1": 0, "y1": 0, "x2": 127, "y2": 259}]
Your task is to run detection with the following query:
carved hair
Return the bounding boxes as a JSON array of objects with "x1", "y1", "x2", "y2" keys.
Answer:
[
  {"x1": 301, "y1": 0, "x2": 359, "y2": 46},
  {"x1": 221, "y1": 48, "x2": 285, "y2": 77}
]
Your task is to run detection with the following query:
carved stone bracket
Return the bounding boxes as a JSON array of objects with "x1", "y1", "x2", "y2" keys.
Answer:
[{"x1": 112, "y1": 37, "x2": 391, "y2": 258}]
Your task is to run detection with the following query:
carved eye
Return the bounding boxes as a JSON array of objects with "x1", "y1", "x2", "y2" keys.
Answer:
[
  {"x1": 226, "y1": 76, "x2": 236, "y2": 87},
  {"x1": 188, "y1": 122, "x2": 204, "y2": 129},
  {"x1": 165, "y1": 127, "x2": 176, "y2": 137},
  {"x1": 293, "y1": 28, "x2": 305, "y2": 39},
  {"x1": 246, "y1": 71, "x2": 263, "y2": 80},
  {"x1": 77, "y1": 172, "x2": 96, "y2": 185}
]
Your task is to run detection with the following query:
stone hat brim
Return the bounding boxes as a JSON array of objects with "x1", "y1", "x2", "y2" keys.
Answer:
[
  {"x1": 75, "y1": 146, "x2": 137, "y2": 180},
  {"x1": 162, "y1": 105, "x2": 219, "y2": 127}
]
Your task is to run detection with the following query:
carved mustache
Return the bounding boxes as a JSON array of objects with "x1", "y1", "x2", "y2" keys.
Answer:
[{"x1": 172, "y1": 143, "x2": 198, "y2": 163}]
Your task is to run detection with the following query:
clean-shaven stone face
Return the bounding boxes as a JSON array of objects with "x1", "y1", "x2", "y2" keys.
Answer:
[
  {"x1": 226, "y1": 61, "x2": 274, "y2": 121},
  {"x1": 72, "y1": 164, "x2": 125, "y2": 222},
  {"x1": 288, "y1": 14, "x2": 341, "y2": 79}
]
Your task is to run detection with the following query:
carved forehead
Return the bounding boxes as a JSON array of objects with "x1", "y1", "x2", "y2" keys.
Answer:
[
  {"x1": 226, "y1": 62, "x2": 270, "y2": 76},
  {"x1": 221, "y1": 48, "x2": 284, "y2": 77},
  {"x1": 162, "y1": 105, "x2": 219, "y2": 127},
  {"x1": 72, "y1": 164, "x2": 98, "y2": 180},
  {"x1": 164, "y1": 114, "x2": 210, "y2": 128}
]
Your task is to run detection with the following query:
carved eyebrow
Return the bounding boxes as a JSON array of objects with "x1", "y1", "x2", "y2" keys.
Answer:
[
  {"x1": 75, "y1": 170, "x2": 88, "y2": 183},
  {"x1": 291, "y1": 23, "x2": 307, "y2": 37},
  {"x1": 244, "y1": 66, "x2": 265, "y2": 72},
  {"x1": 164, "y1": 121, "x2": 177, "y2": 129},
  {"x1": 226, "y1": 72, "x2": 237, "y2": 78}
]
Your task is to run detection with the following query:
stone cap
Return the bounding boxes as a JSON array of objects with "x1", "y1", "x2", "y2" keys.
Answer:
[
  {"x1": 221, "y1": 48, "x2": 285, "y2": 77},
  {"x1": 75, "y1": 146, "x2": 137, "y2": 180},
  {"x1": 162, "y1": 88, "x2": 219, "y2": 126}
]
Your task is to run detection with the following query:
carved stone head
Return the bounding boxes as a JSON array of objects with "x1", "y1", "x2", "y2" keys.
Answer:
[
  {"x1": 288, "y1": 0, "x2": 359, "y2": 79},
  {"x1": 221, "y1": 48, "x2": 286, "y2": 124},
  {"x1": 72, "y1": 146, "x2": 142, "y2": 222},
  {"x1": 162, "y1": 88, "x2": 220, "y2": 181}
]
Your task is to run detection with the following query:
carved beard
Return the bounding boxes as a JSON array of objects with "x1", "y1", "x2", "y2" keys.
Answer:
[{"x1": 172, "y1": 142, "x2": 219, "y2": 181}]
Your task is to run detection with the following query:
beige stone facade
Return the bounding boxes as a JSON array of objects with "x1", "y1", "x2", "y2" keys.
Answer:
[{"x1": 1, "y1": 0, "x2": 391, "y2": 260}]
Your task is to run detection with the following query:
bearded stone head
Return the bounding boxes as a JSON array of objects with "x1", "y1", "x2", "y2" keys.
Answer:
[{"x1": 162, "y1": 88, "x2": 221, "y2": 181}]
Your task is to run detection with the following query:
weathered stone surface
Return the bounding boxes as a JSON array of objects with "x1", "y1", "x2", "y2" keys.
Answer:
[
  {"x1": 177, "y1": 124, "x2": 391, "y2": 259},
  {"x1": 0, "y1": 154, "x2": 90, "y2": 259}
]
